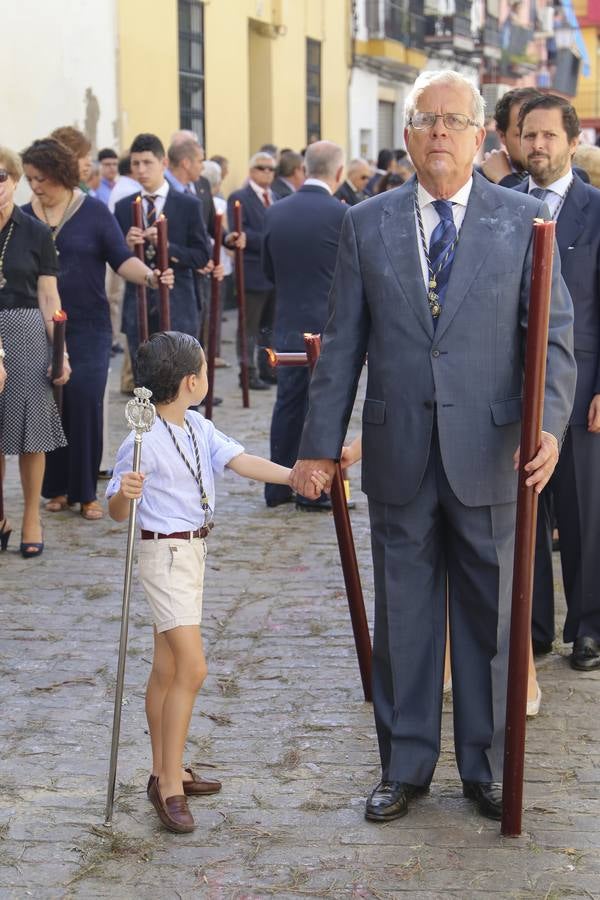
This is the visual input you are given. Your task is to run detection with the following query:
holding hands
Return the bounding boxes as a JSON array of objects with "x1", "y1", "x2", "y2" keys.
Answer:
[{"x1": 290, "y1": 459, "x2": 336, "y2": 501}]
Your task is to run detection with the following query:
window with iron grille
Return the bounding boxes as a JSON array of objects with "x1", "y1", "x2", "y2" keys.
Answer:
[
  {"x1": 306, "y1": 38, "x2": 321, "y2": 144},
  {"x1": 178, "y1": 0, "x2": 205, "y2": 144}
]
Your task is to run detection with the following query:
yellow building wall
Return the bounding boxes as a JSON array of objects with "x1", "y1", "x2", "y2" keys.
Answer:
[
  {"x1": 573, "y1": 27, "x2": 599, "y2": 121},
  {"x1": 117, "y1": 0, "x2": 350, "y2": 192},
  {"x1": 117, "y1": 0, "x2": 180, "y2": 149}
]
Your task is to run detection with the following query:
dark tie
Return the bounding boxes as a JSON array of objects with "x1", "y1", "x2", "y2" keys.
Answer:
[
  {"x1": 428, "y1": 200, "x2": 457, "y2": 325},
  {"x1": 184, "y1": 184, "x2": 193, "y2": 195},
  {"x1": 263, "y1": 190, "x2": 271, "y2": 208},
  {"x1": 145, "y1": 194, "x2": 157, "y2": 226},
  {"x1": 530, "y1": 187, "x2": 549, "y2": 202}
]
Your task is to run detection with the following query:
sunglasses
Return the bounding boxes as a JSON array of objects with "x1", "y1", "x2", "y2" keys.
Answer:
[
  {"x1": 254, "y1": 165, "x2": 275, "y2": 172},
  {"x1": 0, "y1": 170, "x2": 8, "y2": 183}
]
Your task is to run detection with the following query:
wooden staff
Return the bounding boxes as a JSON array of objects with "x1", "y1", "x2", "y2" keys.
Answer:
[
  {"x1": 501, "y1": 219, "x2": 556, "y2": 837},
  {"x1": 156, "y1": 215, "x2": 171, "y2": 332},
  {"x1": 204, "y1": 211, "x2": 223, "y2": 421},
  {"x1": 132, "y1": 197, "x2": 149, "y2": 344},
  {"x1": 51, "y1": 310, "x2": 68, "y2": 416},
  {"x1": 302, "y1": 333, "x2": 373, "y2": 702},
  {"x1": 234, "y1": 201, "x2": 250, "y2": 408}
]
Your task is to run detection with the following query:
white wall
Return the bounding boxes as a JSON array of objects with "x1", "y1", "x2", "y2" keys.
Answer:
[
  {"x1": 349, "y1": 67, "x2": 379, "y2": 159},
  {"x1": 3, "y1": 1, "x2": 118, "y2": 155}
]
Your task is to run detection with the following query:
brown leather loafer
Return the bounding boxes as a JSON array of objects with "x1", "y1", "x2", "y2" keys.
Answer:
[
  {"x1": 147, "y1": 768, "x2": 221, "y2": 798},
  {"x1": 148, "y1": 777, "x2": 195, "y2": 833}
]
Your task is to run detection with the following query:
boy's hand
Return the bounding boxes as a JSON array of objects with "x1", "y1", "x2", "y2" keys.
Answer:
[
  {"x1": 310, "y1": 469, "x2": 331, "y2": 492},
  {"x1": 120, "y1": 471, "x2": 145, "y2": 500}
]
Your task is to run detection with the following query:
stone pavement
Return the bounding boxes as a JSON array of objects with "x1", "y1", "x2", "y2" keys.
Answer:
[{"x1": 1, "y1": 321, "x2": 599, "y2": 900}]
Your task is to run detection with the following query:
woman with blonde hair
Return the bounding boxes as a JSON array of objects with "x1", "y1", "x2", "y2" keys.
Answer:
[{"x1": 0, "y1": 147, "x2": 70, "y2": 557}]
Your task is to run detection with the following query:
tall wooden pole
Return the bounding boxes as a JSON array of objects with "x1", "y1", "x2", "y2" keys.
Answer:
[
  {"x1": 303, "y1": 334, "x2": 373, "y2": 702},
  {"x1": 131, "y1": 197, "x2": 149, "y2": 344},
  {"x1": 156, "y1": 216, "x2": 171, "y2": 332},
  {"x1": 204, "y1": 212, "x2": 223, "y2": 421},
  {"x1": 501, "y1": 220, "x2": 556, "y2": 837},
  {"x1": 234, "y1": 201, "x2": 250, "y2": 408}
]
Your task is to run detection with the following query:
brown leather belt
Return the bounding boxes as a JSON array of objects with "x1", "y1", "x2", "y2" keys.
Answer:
[{"x1": 141, "y1": 526, "x2": 212, "y2": 540}]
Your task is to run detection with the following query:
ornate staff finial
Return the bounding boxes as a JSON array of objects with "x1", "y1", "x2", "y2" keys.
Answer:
[{"x1": 125, "y1": 386, "x2": 156, "y2": 434}]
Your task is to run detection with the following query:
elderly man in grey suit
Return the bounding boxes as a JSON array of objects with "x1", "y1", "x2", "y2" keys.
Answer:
[{"x1": 291, "y1": 70, "x2": 576, "y2": 822}]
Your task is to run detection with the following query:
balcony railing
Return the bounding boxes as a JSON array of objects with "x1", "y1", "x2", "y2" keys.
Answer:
[{"x1": 366, "y1": 0, "x2": 426, "y2": 49}]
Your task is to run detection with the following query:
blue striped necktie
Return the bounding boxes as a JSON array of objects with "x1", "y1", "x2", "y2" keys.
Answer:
[
  {"x1": 428, "y1": 200, "x2": 457, "y2": 326},
  {"x1": 530, "y1": 187, "x2": 549, "y2": 202}
]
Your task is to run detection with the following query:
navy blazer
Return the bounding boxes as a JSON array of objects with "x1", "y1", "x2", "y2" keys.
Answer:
[
  {"x1": 114, "y1": 187, "x2": 211, "y2": 337},
  {"x1": 515, "y1": 174, "x2": 600, "y2": 424},
  {"x1": 227, "y1": 184, "x2": 273, "y2": 292},
  {"x1": 262, "y1": 184, "x2": 347, "y2": 350}
]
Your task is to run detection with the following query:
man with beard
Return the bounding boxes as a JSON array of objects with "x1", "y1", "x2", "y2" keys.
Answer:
[{"x1": 515, "y1": 94, "x2": 600, "y2": 671}]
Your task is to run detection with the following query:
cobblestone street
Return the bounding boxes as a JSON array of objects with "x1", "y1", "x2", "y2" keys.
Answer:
[{"x1": 1, "y1": 321, "x2": 599, "y2": 900}]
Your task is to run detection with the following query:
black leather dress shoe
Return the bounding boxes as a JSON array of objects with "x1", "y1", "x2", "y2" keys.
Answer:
[
  {"x1": 462, "y1": 781, "x2": 502, "y2": 820},
  {"x1": 532, "y1": 638, "x2": 553, "y2": 656},
  {"x1": 571, "y1": 636, "x2": 600, "y2": 671},
  {"x1": 246, "y1": 375, "x2": 271, "y2": 390},
  {"x1": 265, "y1": 494, "x2": 295, "y2": 508},
  {"x1": 365, "y1": 781, "x2": 428, "y2": 822},
  {"x1": 295, "y1": 497, "x2": 333, "y2": 511}
]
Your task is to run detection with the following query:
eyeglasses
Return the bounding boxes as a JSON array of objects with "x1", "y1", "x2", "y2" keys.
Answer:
[
  {"x1": 408, "y1": 112, "x2": 479, "y2": 131},
  {"x1": 0, "y1": 170, "x2": 8, "y2": 183},
  {"x1": 253, "y1": 165, "x2": 275, "y2": 172}
]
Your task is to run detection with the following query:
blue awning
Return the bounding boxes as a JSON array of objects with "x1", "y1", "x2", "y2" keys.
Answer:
[{"x1": 560, "y1": 0, "x2": 591, "y2": 76}]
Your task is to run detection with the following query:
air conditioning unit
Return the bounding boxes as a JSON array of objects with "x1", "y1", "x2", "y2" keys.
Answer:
[{"x1": 481, "y1": 83, "x2": 512, "y2": 112}]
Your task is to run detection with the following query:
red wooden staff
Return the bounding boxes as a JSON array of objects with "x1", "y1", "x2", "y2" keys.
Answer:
[
  {"x1": 132, "y1": 197, "x2": 149, "y2": 344},
  {"x1": 502, "y1": 220, "x2": 556, "y2": 837},
  {"x1": 203, "y1": 211, "x2": 223, "y2": 421},
  {"x1": 234, "y1": 201, "x2": 250, "y2": 408},
  {"x1": 156, "y1": 215, "x2": 171, "y2": 332},
  {"x1": 268, "y1": 335, "x2": 373, "y2": 702},
  {"x1": 51, "y1": 309, "x2": 68, "y2": 416}
]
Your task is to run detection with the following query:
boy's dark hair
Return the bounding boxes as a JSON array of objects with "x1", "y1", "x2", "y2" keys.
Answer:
[
  {"x1": 98, "y1": 147, "x2": 118, "y2": 161},
  {"x1": 118, "y1": 154, "x2": 132, "y2": 176},
  {"x1": 136, "y1": 332, "x2": 204, "y2": 403},
  {"x1": 130, "y1": 133, "x2": 165, "y2": 159},
  {"x1": 494, "y1": 88, "x2": 542, "y2": 133},
  {"x1": 517, "y1": 93, "x2": 580, "y2": 142},
  {"x1": 376, "y1": 149, "x2": 393, "y2": 171}
]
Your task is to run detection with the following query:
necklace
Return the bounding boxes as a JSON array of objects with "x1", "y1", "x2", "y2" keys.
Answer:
[
  {"x1": 158, "y1": 414, "x2": 213, "y2": 525},
  {"x1": 0, "y1": 220, "x2": 15, "y2": 290},
  {"x1": 40, "y1": 191, "x2": 74, "y2": 256},
  {"x1": 414, "y1": 186, "x2": 460, "y2": 319}
]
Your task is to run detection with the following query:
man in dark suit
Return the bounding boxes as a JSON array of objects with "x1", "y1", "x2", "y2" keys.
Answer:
[
  {"x1": 227, "y1": 152, "x2": 278, "y2": 390},
  {"x1": 262, "y1": 141, "x2": 346, "y2": 509},
  {"x1": 514, "y1": 95, "x2": 600, "y2": 670},
  {"x1": 334, "y1": 158, "x2": 371, "y2": 206},
  {"x1": 291, "y1": 71, "x2": 575, "y2": 822},
  {"x1": 114, "y1": 133, "x2": 211, "y2": 367},
  {"x1": 272, "y1": 151, "x2": 305, "y2": 199}
]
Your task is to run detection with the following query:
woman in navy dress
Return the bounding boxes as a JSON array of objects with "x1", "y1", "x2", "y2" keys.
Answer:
[{"x1": 21, "y1": 138, "x2": 173, "y2": 520}]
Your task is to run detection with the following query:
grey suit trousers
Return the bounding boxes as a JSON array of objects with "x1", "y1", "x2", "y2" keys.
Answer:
[{"x1": 369, "y1": 424, "x2": 516, "y2": 785}]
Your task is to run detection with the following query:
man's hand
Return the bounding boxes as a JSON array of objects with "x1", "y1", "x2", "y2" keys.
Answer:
[
  {"x1": 225, "y1": 230, "x2": 246, "y2": 250},
  {"x1": 587, "y1": 394, "x2": 600, "y2": 433},
  {"x1": 290, "y1": 458, "x2": 336, "y2": 500},
  {"x1": 48, "y1": 356, "x2": 72, "y2": 386},
  {"x1": 143, "y1": 226, "x2": 158, "y2": 247},
  {"x1": 126, "y1": 226, "x2": 144, "y2": 250},
  {"x1": 481, "y1": 149, "x2": 512, "y2": 184},
  {"x1": 197, "y1": 259, "x2": 224, "y2": 282},
  {"x1": 150, "y1": 268, "x2": 175, "y2": 290},
  {"x1": 513, "y1": 431, "x2": 559, "y2": 494}
]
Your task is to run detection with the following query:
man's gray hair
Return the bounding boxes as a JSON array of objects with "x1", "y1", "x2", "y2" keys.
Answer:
[
  {"x1": 249, "y1": 151, "x2": 275, "y2": 168},
  {"x1": 202, "y1": 160, "x2": 222, "y2": 190},
  {"x1": 304, "y1": 141, "x2": 344, "y2": 179},
  {"x1": 168, "y1": 138, "x2": 201, "y2": 167},
  {"x1": 347, "y1": 157, "x2": 370, "y2": 175},
  {"x1": 404, "y1": 70, "x2": 485, "y2": 127}
]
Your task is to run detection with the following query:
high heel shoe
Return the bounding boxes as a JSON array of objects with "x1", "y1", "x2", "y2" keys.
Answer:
[
  {"x1": 0, "y1": 518, "x2": 12, "y2": 551},
  {"x1": 20, "y1": 526, "x2": 44, "y2": 559}
]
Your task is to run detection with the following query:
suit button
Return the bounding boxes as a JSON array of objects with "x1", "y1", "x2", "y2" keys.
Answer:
[
  {"x1": 431, "y1": 349, "x2": 440, "y2": 358},
  {"x1": 424, "y1": 400, "x2": 433, "y2": 410}
]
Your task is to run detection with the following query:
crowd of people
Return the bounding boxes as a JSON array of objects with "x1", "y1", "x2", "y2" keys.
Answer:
[{"x1": 1, "y1": 71, "x2": 600, "y2": 835}]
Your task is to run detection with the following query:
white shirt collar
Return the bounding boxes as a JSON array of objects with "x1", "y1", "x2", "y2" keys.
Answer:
[
  {"x1": 303, "y1": 178, "x2": 332, "y2": 195},
  {"x1": 249, "y1": 178, "x2": 273, "y2": 200},
  {"x1": 143, "y1": 179, "x2": 169, "y2": 199},
  {"x1": 528, "y1": 169, "x2": 573, "y2": 197},
  {"x1": 417, "y1": 176, "x2": 473, "y2": 210}
]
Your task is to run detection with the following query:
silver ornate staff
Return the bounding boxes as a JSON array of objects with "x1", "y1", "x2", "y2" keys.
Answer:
[{"x1": 104, "y1": 387, "x2": 156, "y2": 828}]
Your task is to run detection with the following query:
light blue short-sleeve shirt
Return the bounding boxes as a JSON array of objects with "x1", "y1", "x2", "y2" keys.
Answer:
[{"x1": 106, "y1": 411, "x2": 244, "y2": 533}]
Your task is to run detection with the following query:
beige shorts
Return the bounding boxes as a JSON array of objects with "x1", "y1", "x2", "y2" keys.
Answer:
[{"x1": 138, "y1": 537, "x2": 207, "y2": 633}]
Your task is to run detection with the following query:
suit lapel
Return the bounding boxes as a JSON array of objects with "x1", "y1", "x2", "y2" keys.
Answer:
[
  {"x1": 245, "y1": 185, "x2": 266, "y2": 219},
  {"x1": 379, "y1": 180, "x2": 434, "y2": 339},
  {"x1": 556, "y1": 175, "x2": 588, "y2": 253},
  {"x1": 434, "y1": 173, "x2": 499, "y2": 342}
]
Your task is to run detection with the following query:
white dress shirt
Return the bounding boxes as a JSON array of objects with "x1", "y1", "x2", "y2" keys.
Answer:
[
  {"x1": 108, "y1": 175, "x2": 142, "y2": 213},
  {"x1": 106, "y1": 411, "x2": 244, "y2": 533},
  {"x1": 414, "y1": 177, "x2": 473, "y2": 290},
  {"x1": 249, "y1": 178, "x2": 274, "y2": 206},
  {"x1": 303, "y1": 177, "x2": 332, "y2": 195},
  {"x1": 527, "y1": 169, "x2": 573, "y2": 219},
  {"x1": 142, "y1": 179, "x2": 170, "y2": 221}
]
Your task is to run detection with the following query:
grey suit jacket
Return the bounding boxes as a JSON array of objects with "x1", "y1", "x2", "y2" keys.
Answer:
[{"x1": 298, "y1": 172, "x2": 576, "y2": 508}]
